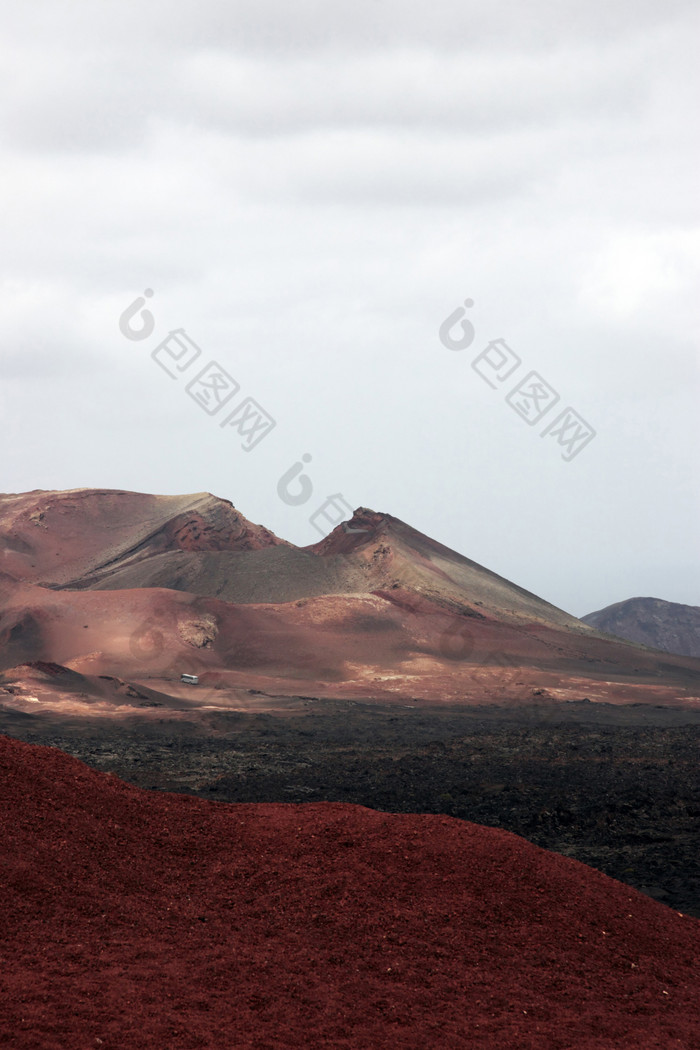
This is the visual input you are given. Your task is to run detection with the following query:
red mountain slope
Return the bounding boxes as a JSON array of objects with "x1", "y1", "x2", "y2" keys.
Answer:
[
  {"x1": 0, "y1": 488, "x2": 284, "y2": 587},
  {"x1": 1, "y1": 735, "x2": 698, "y2": 1049},
  {"x1": 1, "y1": 489, "x2": 699, "y2": 710}
]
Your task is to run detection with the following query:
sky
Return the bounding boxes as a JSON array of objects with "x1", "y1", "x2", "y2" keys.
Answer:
[{"x1": 1, "y1": 0, "x2": 698, "y2": 619}]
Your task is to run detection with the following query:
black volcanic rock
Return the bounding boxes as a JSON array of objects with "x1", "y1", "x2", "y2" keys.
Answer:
[{"x1": 582, "y1": 596, "x2": 700, "y2": 658}]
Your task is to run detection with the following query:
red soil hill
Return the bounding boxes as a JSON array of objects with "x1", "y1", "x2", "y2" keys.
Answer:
[
  {"x1": 2, "y1": 488, "x2": 700, "y2": 709},
  {"x1": 0, "y1": 488, "x2": 284, "y2": 588},
  {"x1": 1, "y1": 735, "x2": 698, "y2": 1049}
]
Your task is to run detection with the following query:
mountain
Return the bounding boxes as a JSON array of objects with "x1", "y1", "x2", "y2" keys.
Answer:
[
  {"x1": 1, "y1": 488, "x2": 699, "y2": 716},
  {"x1": 0, "y1": 491, "x2": 588, "y2": 625},
  {"x1": 0, "y1": 488, "x2": 284, "y2": 588},
  {"x1": 582, "y1": 597, "x2": 700, "y2": 659},
  {"x1": 2, "y1": 733, "x2": 699, "y2": 1050}
]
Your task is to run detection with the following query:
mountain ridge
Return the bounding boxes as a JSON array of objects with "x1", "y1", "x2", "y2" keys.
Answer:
[
  {"x1": 1, "y1": 488, "x2": 699, "y2": 714},
  {"x1": 582, "y1": 596, "x2": 700, "y2": 659}
]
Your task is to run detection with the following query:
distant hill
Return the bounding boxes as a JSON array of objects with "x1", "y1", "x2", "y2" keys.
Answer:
[
  {"x1": 1, "y1": 489, "x2": 699, "y2": 712},
  {"x1": 581, "y1": 597, "x2": 700, "y2": 659}
]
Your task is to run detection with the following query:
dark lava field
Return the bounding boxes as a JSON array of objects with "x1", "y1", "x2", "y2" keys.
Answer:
[{"x1": 3, "y1": 698, "x2": 699, "y2": 919}]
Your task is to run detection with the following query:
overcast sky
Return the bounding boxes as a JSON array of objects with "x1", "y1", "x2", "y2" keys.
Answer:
[{"x1": 1, "y1": 0, "x2": 698, "y2": 618}]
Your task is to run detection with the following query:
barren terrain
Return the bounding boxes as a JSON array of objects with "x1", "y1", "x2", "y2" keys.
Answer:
[
  {"x1": 2, "y1": 487, "x2": 700, "y2": 1047},
  {"x1": 2, "y1": 734, "x2": 699, "y2": 1049}
]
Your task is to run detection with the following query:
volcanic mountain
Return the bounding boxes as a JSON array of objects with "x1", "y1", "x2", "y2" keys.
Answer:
[
  {"x1": 1, "y1": 488, "x2": 699, "y2": 718},
  {"x1": 2, "y1": 733, "x2": 699, "y2": 1049},
  {"x1": 0, "y1": 488, "x2": 285, "y2": 588},
  {"x1": 582, "y1": 597, "x2": 700, "y2": 659}
]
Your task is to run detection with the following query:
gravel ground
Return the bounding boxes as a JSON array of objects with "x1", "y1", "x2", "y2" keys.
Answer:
[{"x1": 3, "y1": 697, "x2": 699, "y2": 917}]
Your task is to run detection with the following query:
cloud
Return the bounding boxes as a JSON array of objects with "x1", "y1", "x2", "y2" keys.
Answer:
[
  {"x1": 6, "y1": 0, "x2": 697, "y2": 55},
  {"x1": 0, "y1": 0, "x2": 698, "y2": 616}
]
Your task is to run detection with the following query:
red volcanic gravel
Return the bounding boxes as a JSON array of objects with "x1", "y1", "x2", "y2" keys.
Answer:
[{"x1": 1, "y1": 736, "x2": 699, "y2": 1049}]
